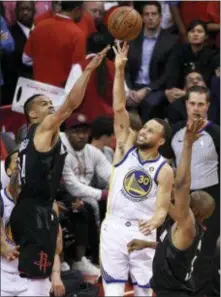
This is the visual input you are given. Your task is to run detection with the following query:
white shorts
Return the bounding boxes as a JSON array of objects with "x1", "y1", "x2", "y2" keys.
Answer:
[
  {"x1": 1, "y1": 269, "x2": 51, "y2": 296},
  {"x1": 100, "y1": 216, "x2": 156, "y2": 288}
]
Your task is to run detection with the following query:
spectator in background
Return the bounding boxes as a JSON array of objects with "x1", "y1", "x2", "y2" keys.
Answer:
[
  {"x1": 167, "y1": 20, "x2": 219, "y2": 90},
  {"x1": 3, "y1": 2, "x2": 35, "y2": 103},
  {"x1": 90, "y1": 116, "x2": 114, "y2": 163},
  {"x1": 35, "y1": 1, "x2": 97, "y2": 40},
  {"x1": 170, "y1": 1, "x2": 220, "y2": 46},
  {"x1": 166, "y1": 71, "x2": 206, "y2": 124},
  {"x1": 125, "y1": 1, "x2": 178, "y2": 123},
  {"x1": 57, "y1": 191, "x2": 100, "y2": 275},
  {"x1": 34, "y1": 1, "x2": 61, "y2": 25},
  {"x1": 3, "y1": 1, "x2": 52, "y2": 26},
  {"x1": 61, "y1": 113, "x2": 111, "y2": 227},
  {"x1": 23, "y1": 1, "x2": 86, "y2": 88},
  {"x1": 84, "y1": 1, "x2": 105, "y2": 31},
  {"x1": 209, "y1": 61, "x2": 220, "y2": 125},
  {"x1": 161, "y1": 86, "x2": 220, "y2": 297},
  {"x1": 0, "y1": 15, "x2": 14, "y2": 86},
  {"x1": 65, "y1": 32, "x2": 114, "y2": 122},
  {"x1": 76, "y1": 9, "x2": 97, "y2": 39}
]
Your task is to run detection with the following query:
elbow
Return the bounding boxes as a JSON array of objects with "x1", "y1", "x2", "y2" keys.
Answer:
[{"x1": 175, "y1": 174, "x2": 191, "y2": 189}]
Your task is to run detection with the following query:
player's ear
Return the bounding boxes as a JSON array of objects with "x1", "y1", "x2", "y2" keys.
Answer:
[
  {"x1": 159, "y1": 138, "x2": 165, "y2": 147},
  {"x1": 29, "y1": 110, "x2": 37, "y2": 120}
]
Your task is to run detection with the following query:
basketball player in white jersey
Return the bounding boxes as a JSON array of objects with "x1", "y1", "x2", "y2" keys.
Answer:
[
  {"x1": 100, "y1": 42, "x2": 174, "y2": 296},
  {"x1": 1, "y1": 151, "x2": 65, "y2": 296}
]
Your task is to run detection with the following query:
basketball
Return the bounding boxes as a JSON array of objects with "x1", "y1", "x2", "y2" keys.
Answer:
[{"x1": 108, "y1": 6, "x2": 143, "y2": 41}]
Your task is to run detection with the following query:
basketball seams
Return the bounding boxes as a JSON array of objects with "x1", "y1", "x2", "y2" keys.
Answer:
[
  {"x1": 109, "y1": 8, "x2": 134, "y2": 35},
  {"x1": 108, "y1": 6, "x2": 142, "y2": 41},
  {"x1": 121, "y1": 12, "x2": 139, "y2": 41}
]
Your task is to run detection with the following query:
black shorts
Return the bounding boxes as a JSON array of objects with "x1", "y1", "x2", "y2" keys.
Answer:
[
  {"x1": 155, "y1": 290, "x2": 198, "y2": 297},
  {"x1": 10, "y1": 199, "x2": 58, "y2": 278}
]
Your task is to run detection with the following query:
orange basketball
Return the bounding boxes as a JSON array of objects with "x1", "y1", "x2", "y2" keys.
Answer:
[{"x1": 108, "y1": 6, "x2": 143, "y2": 41}]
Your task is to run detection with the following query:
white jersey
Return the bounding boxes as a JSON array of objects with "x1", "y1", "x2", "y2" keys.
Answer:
[
  {"x1": 0, "y1": 188, "x2": 18, "y2": 273},
  {"x1": 106, "y1": 146, "x2": 167, "y2": 221}
]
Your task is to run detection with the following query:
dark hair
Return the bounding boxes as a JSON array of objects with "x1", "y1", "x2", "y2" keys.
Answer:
[
  {"x1": 142, "y1": 1, "x2": 162, "y2": 15},
  {"x1": 187, "y1": 20, "x2": 208, "y2": 35},
  {"x1": 24, "y1": 94, "x2": 44, "y2": 123},
  {"x1": 0, "y1": 2, "x2": 5, "y2": 17},
  {"x1": 15, "y1": 1, "x2": 36, "y2": 15},
  {"x1": 5, "y1": 150, "x2": 18, "y2": 175},
  {"x1": 61, "y1": 1, "x2": 83, "y2": 11},
  {"x1": 186, "y1": 86, "x2": 210, "y2": 103},
  {"x1": 87, "y1": 32, "x2": 114, "y2": 98},
  {"x1": 190, "y1": 191, "x2": 215, "y2": 220},
  {"x1": 153, "y1": 118, "x2": 172, "y2": 143},
  {"x1": 91, "y1": 116, "x2": 114, "y2": 139}
]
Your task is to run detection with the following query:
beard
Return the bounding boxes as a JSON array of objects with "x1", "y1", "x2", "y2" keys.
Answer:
[{"x1": 135, "y1": 141, "x2": 155, "y2": 150}]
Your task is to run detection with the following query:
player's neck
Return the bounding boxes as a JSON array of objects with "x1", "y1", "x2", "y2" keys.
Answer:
[
  {"x1": 6, "y1": 185, "x2": 18, "y2": 202},
  {"x1": 91, "y1": 139, "x2": 104, "y2": 150},
  {"x1": 138, "y1": 148, "x2": 159, "y2": 161}
]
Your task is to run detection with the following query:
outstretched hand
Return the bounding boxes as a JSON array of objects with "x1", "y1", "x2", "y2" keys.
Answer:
[
  {"x1": 139, "y1": 216, "x2": 163, "y2": 235},
  {"x1": 3, "y1": 245, "x2": 20, "y2": 261},
  {"x1": 112, "y1": 41, "x2": 129, "y2": 70},
  {"x1": 127, "y1": 239, "x2": 147, "y2": 253},
  {"x1": 186, "y1": 118, "x2": 206, "y2": 143},
  {"x1": 86, "y1": 45, "x2": 111, "y2": 72}
]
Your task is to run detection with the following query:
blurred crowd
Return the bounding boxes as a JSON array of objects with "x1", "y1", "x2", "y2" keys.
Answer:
[{"x1": 0, "y1": 1, "x2": 220, "y2": 296}]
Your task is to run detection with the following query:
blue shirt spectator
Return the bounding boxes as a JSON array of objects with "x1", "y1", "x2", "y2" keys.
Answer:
[{"x1": 0, "y1": 16, "x2": 14, "y2": 85}]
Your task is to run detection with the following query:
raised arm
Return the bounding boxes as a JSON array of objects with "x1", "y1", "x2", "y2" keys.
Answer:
[
  {"x1": 170, "y1": 119, "x2": 205, "y2": 222},
  {"x1": 39, "y1": 46, "x2": 110, "y2": 133},
  {"x1": 112, "y1": 42, "x2": 134, "y2": 162}
]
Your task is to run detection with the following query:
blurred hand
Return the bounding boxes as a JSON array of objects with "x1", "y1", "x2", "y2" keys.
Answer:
[
  {"x1": 185, "y1": 118, "x2": 205, "y2": 143},
  {"x1": 165, "y1": 88, "x2": 186, "y2": 103},
  {"x1": 72, "y1": 198, "x2": 84, "y2": 210},
  {"x1": 135, "y1": 87, "x2": 149, "y2": 101},
  {"x1": 113, "y1": 41, "x2": 129, "y2": 70},
  {"x1": 86, "y1": 45, "x2": 111, "y2": 72},
  {"x1": 0, "y1": 30, "x2": 9, "y2": 41},
  {"x1": 2, "y1": 245, "x2": 20, "y2": 261},
  {"x1": 51, "y1": 274, "x2": 66, "y2": 297},
  {"x1": 127, "y1": 239, "x2": 147, "y2": 253},
  {"x1": 139, "y1": 216, "x2": 164, "y2": 235}
]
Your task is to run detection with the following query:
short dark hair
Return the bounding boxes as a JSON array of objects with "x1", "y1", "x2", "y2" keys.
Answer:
[
  {"x1": 184, "y1": 70, "x2": 204, "y2": 86},
  {"x1": 142, "y1": 1, "x2": 162, "y2": 15},
  {"x1": 186, "y1": 86, "x2": 210, "y2": 103},
  {"x1": 61, "y1": 1, "x2": 83, "y2": 11},
  {"x1": 153, "y1": 118, "x2": 172, "y2": 143},
  {"x1": 187, "y1": 20, "x2": 208, "y2": 35},
  {"x1": 5, "y1": 150, "x2": 18, "y2": 175},
  {"x1": 190, "y1": 191, "x2": 215, "y2": 220},
  {"x1": 91, "y1": 116, "x2": 114, "y2": 140},
  {"x1": 24, "y1": 94, "x2": 43, "y2": 123}
]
